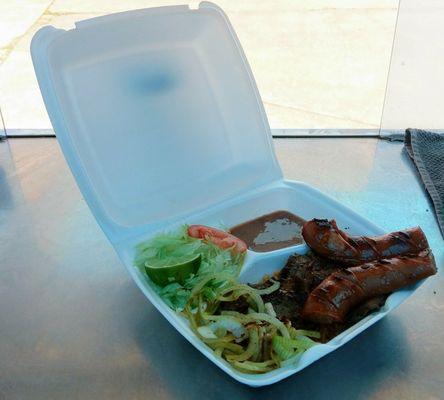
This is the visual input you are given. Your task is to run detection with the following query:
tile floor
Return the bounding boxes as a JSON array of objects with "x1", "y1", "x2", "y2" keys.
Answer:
[{"x1": 1, "y1": 1, "x2": 399, "y2": 133}]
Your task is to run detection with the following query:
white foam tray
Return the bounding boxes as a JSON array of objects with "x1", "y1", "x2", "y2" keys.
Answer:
[{"x1": 116, "y1": 180, "x2": 421, "y2": 386}]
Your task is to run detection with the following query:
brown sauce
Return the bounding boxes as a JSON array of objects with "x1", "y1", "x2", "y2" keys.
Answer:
[{"x1": 229, "y1": 210, "x2": 305, "y2": 252}]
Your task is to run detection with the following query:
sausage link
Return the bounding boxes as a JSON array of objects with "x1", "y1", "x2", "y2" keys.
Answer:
[
  {"x1": 302, "y1": 219, "x2": 429, "y2": 265},
  {"x1": 301, "y1": 250, "x2": 437, "y2": 324}
]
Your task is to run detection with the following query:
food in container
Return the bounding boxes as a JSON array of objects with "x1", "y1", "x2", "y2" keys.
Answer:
[
  {"x1": 31, "y1": 3, "x2": 438, "y2": 386},
  {"x1": 133, "y1": 219, "x2": 436, "y2": 374}
]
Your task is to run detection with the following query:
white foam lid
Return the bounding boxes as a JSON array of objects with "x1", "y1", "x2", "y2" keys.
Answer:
[{"x1": 31, "y1": 2, "x2": 282, "y2": 243}]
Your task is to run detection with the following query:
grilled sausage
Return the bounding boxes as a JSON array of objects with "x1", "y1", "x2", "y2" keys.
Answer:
[
  {"x1": 300, "y1": 250, "x2": 436, "y2": 324},
  {"x1": 302, "y1": 219, "x2": 429, "y2": 265}
]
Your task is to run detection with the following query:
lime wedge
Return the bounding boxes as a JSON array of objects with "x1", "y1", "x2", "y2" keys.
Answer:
[{"x1": 145, "y1": 253, "x2": 201, "y2": 286}]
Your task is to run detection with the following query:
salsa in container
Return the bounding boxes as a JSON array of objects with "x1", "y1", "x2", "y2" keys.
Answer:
[{"x1": 230, "y1": 210, "x2": 305, "y2": 252}]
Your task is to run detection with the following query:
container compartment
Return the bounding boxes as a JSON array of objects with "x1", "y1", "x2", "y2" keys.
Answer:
[{"x1": 114, "y1": 180, "x2": 390, "y2": 387}]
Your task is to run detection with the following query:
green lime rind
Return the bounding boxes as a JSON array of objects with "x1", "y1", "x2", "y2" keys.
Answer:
[{"x1": 145, "y1": 253, "x2": 201, "y2": 286}]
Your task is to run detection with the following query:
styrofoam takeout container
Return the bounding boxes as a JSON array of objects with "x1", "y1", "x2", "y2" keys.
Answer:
[{"x1": 31, "y1": 2, "x2": 424, "y2": 386}]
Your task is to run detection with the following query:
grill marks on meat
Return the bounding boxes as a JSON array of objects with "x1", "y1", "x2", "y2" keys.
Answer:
[
  {"x1": 301, "y1": 250, "x2": 437, "y2": 324},
  {"x1": 302, "y1": 219, "x2": 429, "y2": 265}
]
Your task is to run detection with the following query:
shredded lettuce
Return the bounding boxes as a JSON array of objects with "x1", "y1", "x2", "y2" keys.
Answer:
[{"x1": 134, "y1": 225, "x2": 244, "y2": 311}]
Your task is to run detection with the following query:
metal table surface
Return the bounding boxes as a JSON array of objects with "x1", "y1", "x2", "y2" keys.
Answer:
[{"x1": 0, "y1": 137, "x2": 442, "y2": 400}]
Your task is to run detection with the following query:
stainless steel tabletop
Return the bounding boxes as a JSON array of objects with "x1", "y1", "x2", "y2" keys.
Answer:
[{"x1": 1, "y1": 138, "x2": 442, "y2": 400}]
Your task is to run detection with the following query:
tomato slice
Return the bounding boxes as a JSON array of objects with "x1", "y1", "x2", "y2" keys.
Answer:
[{"x1": 187, "y1": 225, "x2": 247, "y2": 253}]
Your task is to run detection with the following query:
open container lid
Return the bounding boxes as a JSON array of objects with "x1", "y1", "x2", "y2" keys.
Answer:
[{"x1": 31, "y1": 2, "x2": 282, "y2": 244}]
